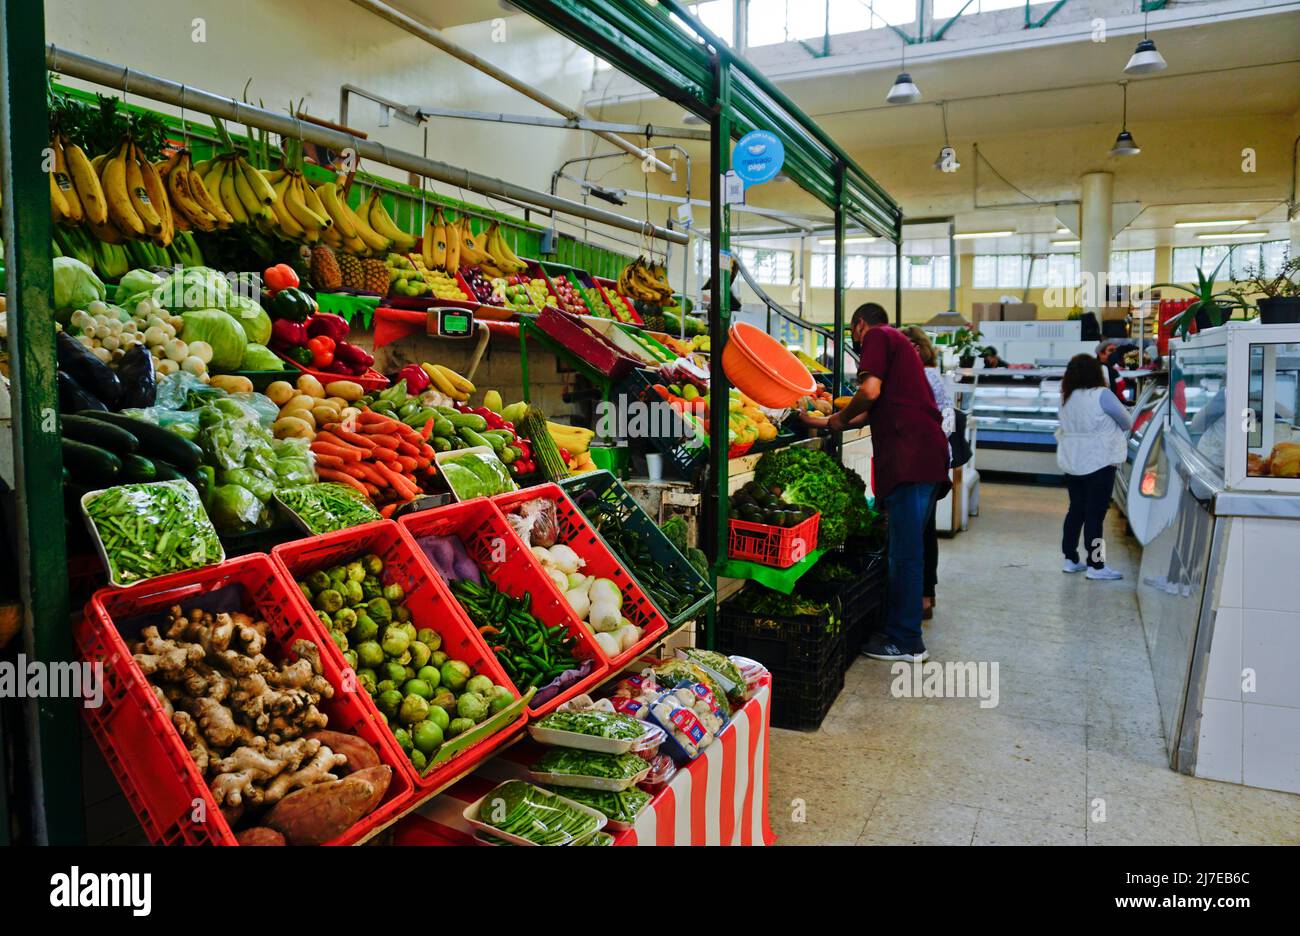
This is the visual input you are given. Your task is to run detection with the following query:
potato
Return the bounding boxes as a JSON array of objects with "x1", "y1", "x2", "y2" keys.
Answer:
[
  {"x1": 210, "y1": 375, "x2": 254, "y2": 395},
  {"x1": 272, "y1": 416, "x2": 314, "y2": 439},
  {"x1": 264, "y1": 767, "x2": 391, "y2": 845},
  {"x1": 297, "y1": 374, "x2": 326, "y2": 398},
  {"x1": 235, "y1": 827, "x2": 286, "y2": 846},
  {"x1": 325, "y1": 380, "x2": 364, "y2": 402},
  {"x1": 312, "y1": 402, "x2": 342, "y2": 425},
  {"x1": 308, "y1": 730, "x2": 381, "y2": 774},
  {"x1": 282, "y1": 394, "x2": 317, "y2": 417},
  {"x1": 265, "y1": 380, "x2": 296, "y2": 406},
  {"x1": 326, "y1": 396, "x2": 349, "y2": 410}
]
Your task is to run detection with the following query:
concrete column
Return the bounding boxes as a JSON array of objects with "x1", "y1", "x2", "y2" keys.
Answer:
[{"x1": 1080, "y1": 171, "x2": 1114, "y2": 317}]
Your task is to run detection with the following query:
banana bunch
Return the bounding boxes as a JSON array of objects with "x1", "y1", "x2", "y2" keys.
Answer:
[
  {"x1": 619, "y1": 257, "x2": 675, "y2": 305},
  {"x1": 483, "y1": 221, "x2": 528, "y2": 276},
  {"x1": 196, "y1": 153, "x2": 277, "y2": 231},
  {"x1": 260, "y1": 166, "x2": 334, "y2": 243},
  {"x1": 419, "y1": 362, "x2": 475, "y2": 402},
  {"x1": 422, "y1": 208, "x2": 447, "y2": 271},
  {"x1": 546, "y1": 421, "x2": 595, "y2": 456},
  {"x1": 49, "y1": 134, "x2": 108, "y2": 231},
  {"x1": 365, "y1": 191, "x2": 417, "y2": 253},
  {"x1": 456, "y1": 216, "x2": 490, "y2": 270},
  {"x1": 159, "y1": 149, "x2": 233, "y2": 233},
  {"x1": 312, "y1": 181, "x2": 401, "y2": 256}
]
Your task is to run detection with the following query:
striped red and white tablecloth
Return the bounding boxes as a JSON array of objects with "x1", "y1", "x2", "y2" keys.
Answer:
[{"x1": 393, "y1": 680, "x2": 775, "y2": 846}]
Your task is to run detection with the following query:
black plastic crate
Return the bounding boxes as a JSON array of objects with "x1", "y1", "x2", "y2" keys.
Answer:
[
  {"x1": 616, "y1": 368, "x2": 705, "y2": 480},
  {"x1": 767, "y1": 633, "x2": 846, "y2": 731},
  {"x1": 716, "y1": 593, "x2": 842, "y2": 672}
]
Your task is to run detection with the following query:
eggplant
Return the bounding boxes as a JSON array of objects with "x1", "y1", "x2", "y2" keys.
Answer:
[
  {"x1": 58, "y1": 370, "x2": 108, "y2": 413},
  {"x1": 116, "y1": 345, "x2": 157, "y2": 409},
  {"x1": 56, "y1": 331, "x2": 122, "y2": 407}
]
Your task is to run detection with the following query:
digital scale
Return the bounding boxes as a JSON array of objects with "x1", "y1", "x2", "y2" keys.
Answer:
[{"x1": 428, "y1": 306, "x2": 476, "y2": 338}]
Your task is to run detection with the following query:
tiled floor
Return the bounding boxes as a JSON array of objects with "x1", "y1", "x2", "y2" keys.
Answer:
[{"x1": 768, "y1": 481, "x2": 1300, "y2": 846}]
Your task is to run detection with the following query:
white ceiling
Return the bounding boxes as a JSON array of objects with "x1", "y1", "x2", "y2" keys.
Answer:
[{"x1": 385, "y1": 0, "x2": 507, "y2": 30}]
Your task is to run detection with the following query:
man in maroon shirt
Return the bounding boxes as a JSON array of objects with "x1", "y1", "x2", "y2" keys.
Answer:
[{"x1": 801, "y1": 304, "x2": 949, "y2": 662}]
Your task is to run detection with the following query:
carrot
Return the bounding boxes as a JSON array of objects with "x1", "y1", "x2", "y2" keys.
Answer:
[
  {"x1": 330, "y1": 427, "x2": 378, "y2": 449},
  {"x1": 357, "y1": 411, "x2": 395, "y2": 426},
  {"x1": 311, "y1": 441, "x2": 365, "y2": 461},
  {"x1": 313, "y1": 433, "x2": 368, "y2": 458},
  {"x1": 379, "y1": 503, "x2": 398, "y2": 519},
  {"x1": 419, "y1": 444, "x2": 436, "y2": 460},
  {"x1": 312, "y1": 453, "x2": 348, "y2": 470},
  {"x1": 316, "y1": 468, "x2": 370, "y2": 496},
  {"x1": 395, "y1": 455, "x2": 420, "y2": 474},
  {"x1": 375, "y1": 462, "x2": 420, "y2": 500},
  {"x1": 396, "y1": 440, "x2": 421, "y2": 457},
  {"x1": 420, "y1": 418, "x2": 435, "y2": 441},
  {"x1": 354, "y1": 463, "x2": 391, "y2": 489}
]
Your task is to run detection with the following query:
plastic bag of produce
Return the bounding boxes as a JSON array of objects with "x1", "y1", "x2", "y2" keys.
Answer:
[
  {"x1": 153, "y1": 371, "x2": 222, "y2": 411},
  {"x1": 82, "y1": 480, "x2": 223, "y2": 586},
  {"x1": 677, "y1": 648, "x2": 746, "y2": 707},
  {"x1": 228, "y1": 391, "x2": 280, "y2": 427},
  {"x1": 180, "y1": 308, "x2": 247, "y2": 371},
  {"x1": 273, "y1": 437, "x2": 317, "y2": 486},
  {"x1": 207, "y1": 482, "x2": 268, "y2": 533},
  {"x1": 505, "y1": 497, "x2": 559, "y2": 548},
  {"x1": 53, "y1": 256, "x2": 106, "y2": 312},
  {"x1": 608, "y1": 671, "x2": 661, "y2": 720},
  {"x1": 654, "y1": 659, "x2": 733, "y2": 718},
  {"x1": 226, "y1": 294, "x2": 272, "y2": 346},
  {"x1": 114, "y1": 268, "x2": 164, "y2": 306}
]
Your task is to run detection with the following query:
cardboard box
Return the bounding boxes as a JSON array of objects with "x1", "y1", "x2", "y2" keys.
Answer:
[
  {"x1": 1001, "y1": 303, "x2": 1037, "y2": 321},
  {"x1": 971, "y1": 302, "x2": 1002, "y2": 324}
]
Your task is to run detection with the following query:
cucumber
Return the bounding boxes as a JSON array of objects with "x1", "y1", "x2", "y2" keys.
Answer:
[
  {"x1": 151, "y1": 461, "x2": 186, "y2": 482},
  {"x1": 120, "y1": 454, "x2": 158, "y2": 482},
  {"x1": 458, "y1": 427, "x2": 491, "y2": 450},
  {"x1": 449, "y1": 412, "x2": 489, "y2": 432},
  {"x1": 60, "y1": 414, "x2": 139, "y2": 455},
  {"x1": 78, "y1": 410, "x2": 202, "y2": 472},
  {"x1": 477, "y1": 431, "x2": 505, "y2": 455},
  {"x1": 61, "y1": 439, "x2": 122, "y2": 485},
  {"x1": 430, "y1": 435, "x2": 453, "y2": 453}
]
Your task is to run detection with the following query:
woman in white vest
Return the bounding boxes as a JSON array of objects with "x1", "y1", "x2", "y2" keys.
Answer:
[{"x1": 1056, "y1": 354, "x2": 1131, "y2": 580}]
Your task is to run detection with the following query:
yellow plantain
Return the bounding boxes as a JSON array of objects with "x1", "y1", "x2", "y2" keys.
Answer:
[
  {"x1": 163, "y1": 152, "x2": 217, "y2": 232},
  {"x1": 282, "y1": 173, "x2": 328, "y2": 233},
  {"x1": 50, "y1": 170, "x2": 72, "y2": 223},
  {"x1": 299, "y1": 177, "x2": 333, "y2": 230},
  {"x1": 232, "y1": 157, "x2": 266, "y2": 218},
  {"x1": 427, "y1": 210, "x2": 447, "y2": 269},
  {"x1": 434, "y1": 363, "x2": 474, "y2": 395},
  {"x1": 65, "y1": 138, "x2": 108, "y2": 226},
  {"x1": 267, "y1": 172, "x2": 307, "y2": 239},
  {"x1": 124, "y1": 143, "x2": 164, "y2": 236},
  {"x1": 444, "y1": 213, "x2": 461, "y2": 274},
  {"x1": 216, "y1": 160, "x2": 250, "y2": 225},
  {"x1": 102, "y1": 141, "x2": 146, "y2": 237},
  {"x1": 420, "y1": 363, "x2": 459, "y2": 399},
  {"x1": 137, "y1": 150, "x2": 174, "y2": 246},
  {"x1": 320, "y1": 223, "x2": 343, "y2": 249},
  {"x1": 186, "y1": 155, "x2": 233, "y2": 227},
  {"x1": 346, "y1": 194, "x2": 392, "y2": 253},
  {"x1": 237, "y1": 156, "x2": 276, "y2": 205}
]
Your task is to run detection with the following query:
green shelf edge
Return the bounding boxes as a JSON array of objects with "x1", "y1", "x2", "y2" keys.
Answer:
[{"x1": 717, "y1": 547, "x2": 827, "y2": 595}]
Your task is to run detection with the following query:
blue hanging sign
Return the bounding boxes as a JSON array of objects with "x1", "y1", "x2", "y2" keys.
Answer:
[{"x1": 733, "y1": 130, "x2": 784, "y2": 187}]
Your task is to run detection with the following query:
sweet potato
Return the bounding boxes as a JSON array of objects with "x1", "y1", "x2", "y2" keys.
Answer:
[
  {"x1": 307, "y1": 730, "x2": 381, "y2": 774},
  {"x1": 235, "y1": 826, "x2": 286, "y2": 846},
  {"x1": 347, "y1": 765, "x2": 393, "y2": 814},
  {"x1": 264, "y1": 774, "x2": 380, "y2": 845}
]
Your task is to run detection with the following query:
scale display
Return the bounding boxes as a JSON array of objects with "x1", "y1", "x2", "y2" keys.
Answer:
[{"x1": 436, "y1": 308, "x2": 474, "y2": 337}]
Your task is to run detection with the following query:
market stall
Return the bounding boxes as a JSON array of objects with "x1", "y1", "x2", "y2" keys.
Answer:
[{"x1": 1, "y1": 0, "x2": 904, "y2": 845}]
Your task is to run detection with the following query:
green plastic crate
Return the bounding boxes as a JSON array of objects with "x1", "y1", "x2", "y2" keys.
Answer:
[{"x1": 560, "y1": 470, "x2": 713, "y2": 629}]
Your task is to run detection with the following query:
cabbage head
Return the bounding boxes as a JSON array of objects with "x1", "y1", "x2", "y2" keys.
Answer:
[
  {"x1": 226, "y1": 294, "x2": 272, "y2": 345},
  {"x1": 181, "y1": 308, "x2": 247, "y2": 371},
  {"x1": 240, "y1": 343, "x2": 284, "y2": 371},
  {"x1": 155, "y1": 267, "x2": 230, "y2": 311},
  {"x1": 114, "y1": 268, "x2": 164, "y2": 305},
  {"x1": 53, "y1": 257, "x2": 106, "y2": 311}
]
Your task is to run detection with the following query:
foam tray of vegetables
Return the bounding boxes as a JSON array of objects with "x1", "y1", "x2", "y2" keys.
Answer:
[
  {"x1": 528, "y1": 709, "x2": 665, "y2": 755},
  {"x1": 527, "y1": 748, "x2": 651, "y2": 792},
  {"x1": 463, "y1": 779, "x2": 606, "y2": 846},
  {"x1": 541, "y1": 785, "x2": 652, "y2": 831}
]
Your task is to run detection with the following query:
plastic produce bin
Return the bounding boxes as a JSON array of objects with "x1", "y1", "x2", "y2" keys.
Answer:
[
  {"x1": 727, "y1": 512, "x2": 821, "y2": 569},
  {"x1": 75, "y1": 554, "x2": 415, "y2": 846},
  {"x1": 271, "y1": 520, "x2": 526, "y2": 792},
  {"x1": 398, "y1": 498, "x2": 609, "y2": 717},
  {"x1": 493, "y1": 483, "x2": 668, "y2": 668}
]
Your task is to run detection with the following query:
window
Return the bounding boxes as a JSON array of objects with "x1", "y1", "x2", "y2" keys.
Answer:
[
  {"x1": 747, "y1": 0, "x2": 913, "y2": 47},
  {"x1": 809, "y1": 253, "x2": 952, "y2": 289},
  {"x1": 1171, "y1": 241, "x2": 1289, "y2": 284},
  {"x1": 1029, "y1": 253, "x2": 1080, "y2": 289},
  {"x1": 933, "y1": 0, "x2": 1025, "y2": 16},
  {"x1": 1110, "y1": 249, "x2": 1156, "y2": 288},
  {"x1": 736, "y1": 246, "x2": 793, "y2": 285},
  {"x1": 972, "y1": 253, "x2": 1078, "y2": 289},
  {"x1": 684, "y1": 1, "x2": 733, "y2": 45}
]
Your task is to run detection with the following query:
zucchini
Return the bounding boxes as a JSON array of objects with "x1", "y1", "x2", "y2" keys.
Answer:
[
  {"x1": 77, "y1": 410, "x2": 202, "y2": 472},
  {"x1": 60, "y1": 414, "x2": 140, "y2": 455},
  {"x1": 151, "y1": 461, "x2": 186, "y2": 482},
  {"x1": 430, "y1": 435, "x2": 453, "y2": 453},
  {"x1": 449, "y1": 412, "x2": 488, "y2": 432},
  {"x1": 458, "y1": 427, "x2": 491, "y2": 450},
  {"x1": 120, "y1": 454, "x2": 158, "y2": 482},
  {"x1": 61, "y1": 439, "x2": 122, "y2": 485}
]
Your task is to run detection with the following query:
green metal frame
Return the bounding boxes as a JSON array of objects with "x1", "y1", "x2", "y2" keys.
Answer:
[
  {"x1": 1, "y1": 0, "x2": 82, "y2": 844},
  {"x1": 1026, "y1": 0, "x2": 1071, "y2": 29}
]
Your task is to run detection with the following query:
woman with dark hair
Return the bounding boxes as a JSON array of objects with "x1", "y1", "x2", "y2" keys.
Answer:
[
  {"x1": 1056, "y1": 353, "x2": 1131, "y2": 580},
  {"x1": 903, "y1": 326, "x2": 953, "y2": 619}
]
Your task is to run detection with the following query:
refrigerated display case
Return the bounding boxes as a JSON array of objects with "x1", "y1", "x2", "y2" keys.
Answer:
[
  {"x1": 1127, "y1": 323, "x2": 1300, "y2": 795},
  {"x1": 1114, "y1": 379, "x2": 1168, "y2": 517},
  {"x1": 963, "y1": 367, "x2": 1064, "y2": 475}
]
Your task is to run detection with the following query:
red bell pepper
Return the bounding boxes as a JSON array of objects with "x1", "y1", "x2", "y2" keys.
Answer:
[
  {"x1": 307, "y1": 312, "x2": 350, "y2": 342},
  {"x1": 558, "y1": 447, "x2": 570, "y2": 463},
  {"x1": 398, "y1": 364, "x2": 431, "y2": 394},
  {"x1": 307, "y1": 335, "x2": 336, "y2": 369},
  {"x1": 263, "y1": 263, "x2": 299, "y2": 296},
  {"x1": 270, "y1": 318, "x2": 309, "y2": 351}
]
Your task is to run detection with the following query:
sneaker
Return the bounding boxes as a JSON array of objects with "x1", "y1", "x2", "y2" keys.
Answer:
[
  {"x1": 1086, "y1": 566, "x2": 1123, "y2": 581},
  {"x1": 862, "y1": 634, "x2": 929, "y2": 663},
  {"x1": 1062, "y1": 558, "x2": 1087, "y2": 573}
]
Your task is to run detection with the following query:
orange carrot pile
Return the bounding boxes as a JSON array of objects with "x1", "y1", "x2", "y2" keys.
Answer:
[{"x1": 310, "y1": 412, "x2": 438, "y2": 514}]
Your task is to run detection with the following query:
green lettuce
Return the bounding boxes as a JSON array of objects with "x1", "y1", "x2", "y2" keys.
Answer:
[
  {"x1": 53, "y1": 257, "x2": 106, "y2": 311},
  {"x1": 180, "y1": 308, "x2": 247, "y2": 371}
]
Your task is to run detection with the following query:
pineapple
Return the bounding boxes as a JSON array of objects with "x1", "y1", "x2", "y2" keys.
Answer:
[
  {"x1": 311, "y1": 246, "x2": 343, "y2": 291},
  {"x1": 361, "y1": 258, "x2": 390, "y2": 295},
  {"x1": 338, "y1": 251, "x2": 364, "y2": 291}
]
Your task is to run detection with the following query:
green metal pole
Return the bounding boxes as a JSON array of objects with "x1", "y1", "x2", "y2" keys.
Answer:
[
  {"x1": 831, "y1": 161, "x2": 846, "y2": 462},
  {"x1": 895, "y1": 238, "x2": 904, "y2": 326},
  {"x1": 1, "y1": 0, "x2": 82, "y2": 845},
  {"x1": 703, "y1": 58, "x2": 733, "y2": 651}
]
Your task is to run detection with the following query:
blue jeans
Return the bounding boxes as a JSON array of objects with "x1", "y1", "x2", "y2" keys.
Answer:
[{"x1": 881, "y1": 482, "x2": 936, "y2": 653}]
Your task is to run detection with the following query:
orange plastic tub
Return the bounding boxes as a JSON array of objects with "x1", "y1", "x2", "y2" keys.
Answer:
[{"x1": 721, "y1": 322, "x2": 816, "y2": 407}]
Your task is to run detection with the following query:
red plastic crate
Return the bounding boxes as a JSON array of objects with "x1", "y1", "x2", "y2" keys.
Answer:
[
  {"x1": 535, "y1": 305, "x2": 639, "y2": 379},
  {"x1": 75, "y1": 554, "x2": 415, "y2": 846},
  {"x1": 270, "y1": 520, "x2": 526, "y2": 792},
  {"x1": 593, "y1": 276, "x2": 643, "y2": 325},
  {"x1": 398, "y1": 498, "x2": 609, "y2": 717},
  {"x1": 727, "y1": 512, "x2": 821, "y2": 569},
  {"x1": 493, "y1": 484, "x2": 668, "y2": 668},
  {"x1": 274, "y1": 350, "x2": 389, "y2": 391}
]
